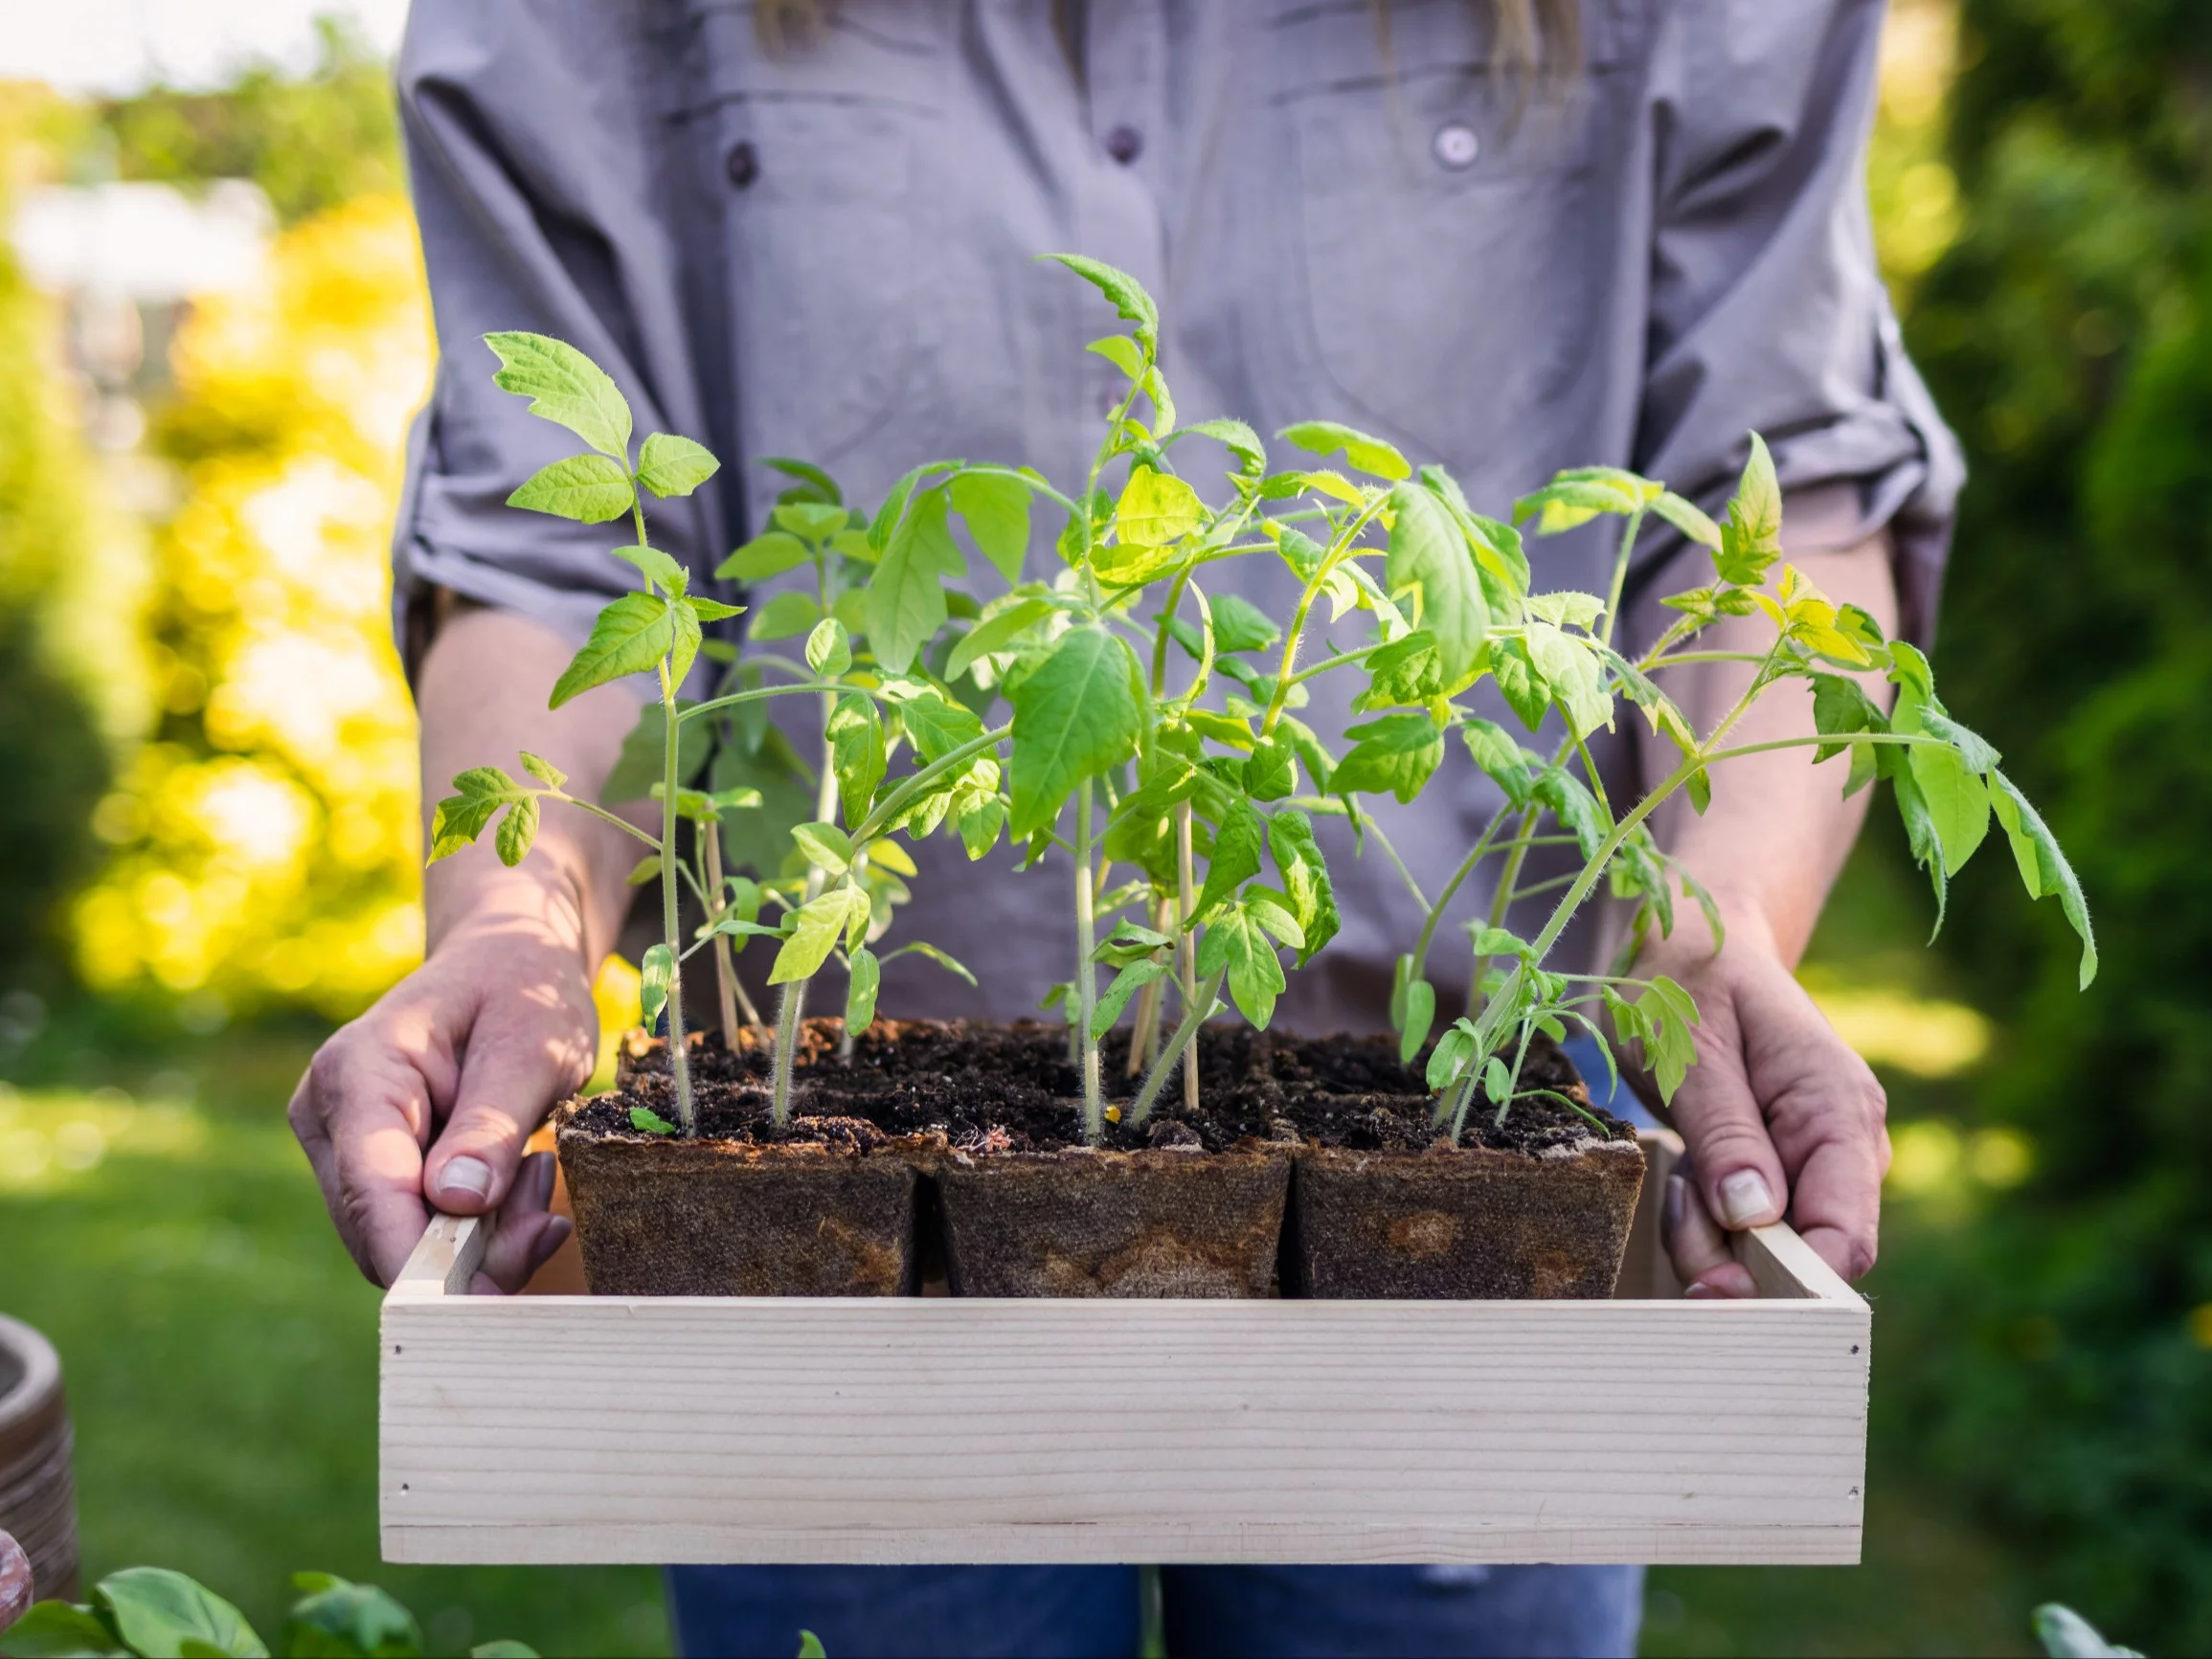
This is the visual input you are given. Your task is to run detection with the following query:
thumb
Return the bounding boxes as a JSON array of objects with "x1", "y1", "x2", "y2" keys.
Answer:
[
  {"x1": 424, "y1": 996, "x2": 596, "y2": 1214},
  {"x1": 1666, "y1": 1002, "x2": 1790, "y2": 1237}
]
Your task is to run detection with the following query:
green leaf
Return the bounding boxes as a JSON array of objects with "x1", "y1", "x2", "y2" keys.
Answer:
[
  {"x1": 1525, "y1": 623, "x2": 1614, "y2": 740},
  {"x1": 1479, "y1": 1055, "x2": 1512, "y2": 1105},
  {"x1": 1266, "y1": 808, "x2": 1339, "y2": 964},
  {"x1": 805, "y1": 617, "x2": 853, "y2": 677},
  {"x1": 1042, "y1": 252, "x2": 1159, "y2": 345},
  {"x1": 1652, "y1": 490, "x2": 1723, "y2": 549},
  {"x1": 1198, "y1": 796, "x2": 1266, "y2": 916},
  {"x1": 1354, "y1": 630, "x2": 1442, "y2": 711},
  {"x1": 688, "y1": 594, "x2": 743, "y2": 623},
  {"x1": 506, "y1": 453, "x2": 634, "y2": 524},
  {"x1": 797, "y1": 1632, "x2": 828, "y2": 1659},
  {"x1": 607, "y1": 545, "x2": 686, "y2": 595},
  {"x1": 551, "y1": 593, "x2": 674, "y2": 707},
  {"x1": 629, "y1": 1104, "x2": 676, "y2": 1136},
  {"x1": 845, "y1": 947, "x2": 881, "y2": 1031},
  {"x1": 1717, "y1": 433, "x2": 1782, "y2": 585},
  {"x1": 282, "y1": 1573, "x2": 422, "y2": 1659},
  {"x1": 1114, "y1": 464, "x2": 1205, "y2": 549},
  {"x1": 763, "y1": 457, "x2": 843, "y2": 505},
  {"x1": 791, "y1": 820, "x2": 855, "y2": 877},
  {"x1": 1243, "y1": 734, "x2": 1298, "y2": 801},
  {"x1": 1904, "y1": 724, "x2": 1990, "y2": 874},
  {"x1": 493, "y1": 795, "x2": 539, "y2": 867},
  {"x1": 1460, "y1": 719, "x2": 1537, "y2": 809},
  {"x1": 868, "y1": 460, "x2": 963, "y2": 553},
  {"x1": 1889, "y1": 763, "x2": 1951, "y2": 936},
  {"x1": 1278, "y1": 419, "x2": 1411, "y2": 482},
  {"x1": 1387, "y1": 482, "x2": 1487, "y2": 685},
  {"x1": 485, "y1": 330, "x2": 632, "y2": 459},
  {"x1": 1197, "y1": 902, "x2": 1289, "y2": 1028},
  {"x1": 887, "y1": 684, "x2": 985, "y2": 763},
  {"x1": 1398, "y1": 977, "x2": 1435, "y2": 1063},
  {"x1": 1470, "y1": 925, "x2": 1528, "y2": 959},
  {"x1": 428, "y1": 766, "x2": 528, "y2": 861},
  {"x1": 1534, "y1": 766, "x2": 1610, "y2": 859},
  {"x1": 95, "y1": 1568, "x2": 268, "y2": 1659},
  {"x1": 827, "y1": 694, "x2": 886, "y2": 825},
  {"x1": 471, "y1": 1643, "x2": 540, "y2": 1658},
  {"x1": 639, "y1": 943, "x2": 674, "y2": 1030},
  {"x1": 773, "y1": 502, "x2": 849, "y2": 543},
  {"x1": 637, "y1": 432, "x2": 720, "y2": 499},
  {"x1": 747, "y1": 592, "x2": 820, "y2": 642},
  {"x1": 1007, "y1": 626, "x2": 1144, "y2": 837},
  {"x1": 1175, "y1": 417, "x2": 1267, "y2": 477},
  {"x1": 1489, "y1": 637, "x2": 1551, "y2": 731},
  {"x1": 1426, "y1": 1023, "x2": 1477, "y2": 1091},
  {"x1": 868, "y1": 484, "x2": 965, "y2": 674},
  {"x1": 949, "y1": 472, "x2": 1031, "y2": 582},
  {"x1": 1330, "y1": 712, "x2": 1444, "y2": 804},
  {"x1": 884, "y1": 940, "x2": 979, "y2": 986},
  {"x1": 0, "y1": 1600, "x2": 132, "y2": 1658},
  {"x1": 1087, "y1": 334, "x2": 1144, "y2": 379},
  {"x1": 770, "y1": 889, "x2": 856, "y2": 984},
  {"x1": 1093, "y1": 958, "x2": 1168, "y2": 1039},
  {"x1": 718, "y1": 531, "x2": 810, "y2": 582},
  {"x1": 947, "y1": 596, "x2": 1055, "y2": 682},
  {"x1": 1989, "y1": 771, "x2": 2097, "y2": 989}
]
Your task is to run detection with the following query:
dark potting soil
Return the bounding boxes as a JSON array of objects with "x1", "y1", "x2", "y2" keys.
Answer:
[{"x1": 589, "y1": 1020, "x2": 1635, "y2": 1158}]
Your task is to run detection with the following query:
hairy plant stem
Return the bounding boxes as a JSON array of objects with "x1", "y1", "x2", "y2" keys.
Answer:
[
  {"x1": 658, "y1": 658, "x2": 694, "y2": 1133},
  {"x1": 1130, "y1": 970, "x2": 1226, "y2": 1127},
  {"x1": 1074, "y1": 778, "x2": 1103, "y2": 1144},
  {"x1": 1175, "y1": 799, "x2": 1199, "y2": 1113},
  {"x1": 771, "y1": 688, "x2": 843, "y2": 1123},
  {"x1": 703, "y1": 828, "x2": 757, "y2": 1042},
  {"x1": 1125, "y1": 894, "x2": 1173, "y2": 1076}
]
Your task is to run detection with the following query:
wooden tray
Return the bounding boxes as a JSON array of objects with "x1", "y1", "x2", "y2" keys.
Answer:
[{"x1": 379, "y1": 1131, "x2": 1868, "y2": 1565}]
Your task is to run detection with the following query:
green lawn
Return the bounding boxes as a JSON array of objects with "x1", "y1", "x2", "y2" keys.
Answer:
[{"x1": 0, "y1": 996, "x2": 2040, "y2": 1658}]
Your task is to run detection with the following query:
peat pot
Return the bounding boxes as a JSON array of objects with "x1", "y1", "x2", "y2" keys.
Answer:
[{"x1": 0, "y1": 1313, "x2": 76, "y2": 1600}]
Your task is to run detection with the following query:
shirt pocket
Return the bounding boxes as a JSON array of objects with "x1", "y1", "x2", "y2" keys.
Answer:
[{"x1": 1275, "y1": 52, "x2": 1640, "y2": 463}]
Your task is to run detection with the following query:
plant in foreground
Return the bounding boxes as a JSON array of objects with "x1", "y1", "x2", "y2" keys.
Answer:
[{"x1": 437, "y1": 257, "x2": 2092, "y2": 1149}]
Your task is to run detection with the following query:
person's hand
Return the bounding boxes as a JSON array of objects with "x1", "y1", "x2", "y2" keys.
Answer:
[
  {"x1": 288, "y1": 898, "x2": 595, "y2": 1292},
  {"x1": 1630, "y1": 908, "x2": 1891, "y2": 1297}
]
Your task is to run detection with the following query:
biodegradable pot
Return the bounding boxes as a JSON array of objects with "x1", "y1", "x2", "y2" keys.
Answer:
[
  {"x1": 0, "y1": 1313, "x2": 77, "y2": 1601},
  {"x1": 936, "y1": 1142, "x2": 1294, "y2": 1298},
  {"x1": 553, "y1": 1100, "x2": 932, "y2": 1297},
  {"x1": 1290, "y1": 1133, "x2": 1647, "y2": 1299}
]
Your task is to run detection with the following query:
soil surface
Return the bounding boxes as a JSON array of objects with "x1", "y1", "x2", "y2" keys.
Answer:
[{"x1": 584, "y1": 1020, "x2": 1635, "y2": 1157}]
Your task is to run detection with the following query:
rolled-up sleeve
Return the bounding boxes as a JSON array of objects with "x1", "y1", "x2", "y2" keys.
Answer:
[
  {"x1": 391, "y1": 0, "x2": 732, "y2": 678},
  {"x1": 1633, "y1": 0, "x2": 1963, "y2": 645}
]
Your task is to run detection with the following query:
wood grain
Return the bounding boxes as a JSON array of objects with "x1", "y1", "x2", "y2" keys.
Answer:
[{"x1": 380, "y1": 1130, "x2": 1870, "y2": 1566}]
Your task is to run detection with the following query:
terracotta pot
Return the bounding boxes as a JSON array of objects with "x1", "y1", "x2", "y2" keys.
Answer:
[
  {"x1": 1289, "y1": 1134, "x2": 1647, "y2": 1298},
  {"x1": 0, "y1": 1313, "x2": 76, "y2": 1601},
  {"x1": 936, "y1": 1142, "x2": 1294, "y2": 1298},
  {"x1": 553, "y1": 1100, "x2": 933, "y2": 1296}
]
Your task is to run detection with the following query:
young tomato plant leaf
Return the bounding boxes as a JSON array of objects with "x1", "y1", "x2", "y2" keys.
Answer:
[
  {"x1": 949, "y1": 471, "x2": 1031, "y2": 582},
  {"x1": 1330, "y1": 712, "x2": 1445, "y2": 804},
  {"x1": 1007, "y1": 626, "x2": 1143, "y2": 837},
  {"x1": 805, "y1": 617, "x2": 853, "y2": 677},
  {"x1": 493, "y1": 795, "x2": 539, "y2": 867},
  {"x1": 1460, "y1": 719, "x2": 1537, "y2": 809},
  {"x1": 1398, "y1": 976, "x2": 1436, "y2": 1063},
  {"x1": 507, "y1": 453, "x2": 635, "y2": 524},
  {"x1": 428, "y1": 766, "x2": 529, "y2": 861},
  {"x1": 610, "y1": 544, "x2": 688, "y2": 594},
  {"x1": 1717, "y1": 433, "x2": 1782, "y2": 585},
  {"x1": 94, "y1": 1566, "x2": 266, "y2": 1659},
  {"x1": 637, "y1": 432, "x2": 720, "y2": 498},
  {"x1": 790, "y1": 821, "x2": 855, "y2": 877},
  {"x1": 1043, "y1": 252, "x2": 1159, "y2": 346},
  {"x1": 639, "y1": 943, "x2": 675, "y2": 1030},
  {"x1": 1196, "y1": 901, "x2": 1290, "y2": 1028},
  {"x1": 1989, "y1": 770, "x2": 2097, "y2": 988},
  {"x1": 1266, "y1": 807, "x2": 1340, "y2": 963},
  {"x1": 1093, "y1": 958, "x2": 1169, "y2": 1039},
  {"x1": 1387, "y1": 481, "x2": 1487, "y2": 684},
  {"x1": 1278, "y1": 419, "x2": 1411, "y2": 482},
  {"x1": 1173, "y1": 416, "x2": 1266, "y2": 478},
  {"x1": 748, "y1": 592, "x2": 821, "y2": 641},
  {"x1": 1113, "y1": 464, "x2": 1205, "y2": 549},
  {"x1": 846, "y1": 946, "x2": 881, "y2": 1031},
  {"x1": 827, "y1": 693, "x2": 887, "y2": 825},
  {"x1": 868, "y1": 484, "x2": 965, "y2": 673},
  {"x1": 770, "y1": 889, "x2": 857, "y2": 985},
  {"x1": 718, "y1": 530, "x2": 810, "y2": 582},
  {"x1": 630, "y1": 1104, "x2": 677, "y2": 1135},
  {"x1": 485, "y1": 330, "x2": 633, "y2": 459},
  {"x1": 551, "y1": 593, "x2": 674, "y2": 707},
  {"x1": 1198, "y1": 796, "x2": 1266, "y2": 915}
]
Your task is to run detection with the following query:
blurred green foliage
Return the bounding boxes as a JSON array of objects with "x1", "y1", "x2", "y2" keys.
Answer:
[
  {"x1": 1899, "y1": 2, "x2": 2212, "y2": 1649},
  {"x1": 91, "y1": 17, "x2": 399, "y2": 225}
]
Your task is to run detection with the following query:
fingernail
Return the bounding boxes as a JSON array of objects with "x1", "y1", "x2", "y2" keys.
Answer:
[
  {"x1": 1718, "y1": 1168, "x2": 1777, "y2": 1228},
  {"x1": 1682, "y1": 1280, "x2": 1723, "y2": 1299},
  {"x1": 439, "y1": 1155, "x2": 493, "y2": 1201},
  {"x1": 534, "y1": 1216, "x2": 573, "y2": 1269}
]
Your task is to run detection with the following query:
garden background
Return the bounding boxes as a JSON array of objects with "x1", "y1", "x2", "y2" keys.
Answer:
[{"x1": 0, "y1": 4, "x2": 2205, "y2": 1654}]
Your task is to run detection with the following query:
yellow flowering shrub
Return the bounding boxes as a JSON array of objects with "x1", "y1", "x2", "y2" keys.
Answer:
[{"x1": 73, "y1": 193, "x2": 430, "y2": 1017}]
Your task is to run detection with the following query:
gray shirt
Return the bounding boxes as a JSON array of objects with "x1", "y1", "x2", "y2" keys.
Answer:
[{"x1": 392, "y1": 0, "x2": 1960, "y2": 1028}]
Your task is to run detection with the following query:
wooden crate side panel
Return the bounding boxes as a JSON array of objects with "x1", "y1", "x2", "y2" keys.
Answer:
[{"x1": 381, "y1": 1297, "x2": 1868, "y2": 1565}]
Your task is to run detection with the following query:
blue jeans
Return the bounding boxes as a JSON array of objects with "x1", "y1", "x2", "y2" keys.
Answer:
[{"x1": 666, "y1": 1562, "x2": 1643, "y2": 1657}]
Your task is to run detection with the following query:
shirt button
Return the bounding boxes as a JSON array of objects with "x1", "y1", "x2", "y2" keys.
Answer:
[
  {"x1": 725, "y1": 141, "x2": 759, "y2": 189},
  {"x1": 1433, "y1": 123, "x2": 1480, "y2": 169},
  {"x1": 1103, "y1": 125, "x2": 1143, "y2": 166}
]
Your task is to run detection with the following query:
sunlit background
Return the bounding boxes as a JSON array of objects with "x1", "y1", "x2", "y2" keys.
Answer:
[{"x1": 0, "y1": 4, "x2": 2204, "y2": 1656}]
